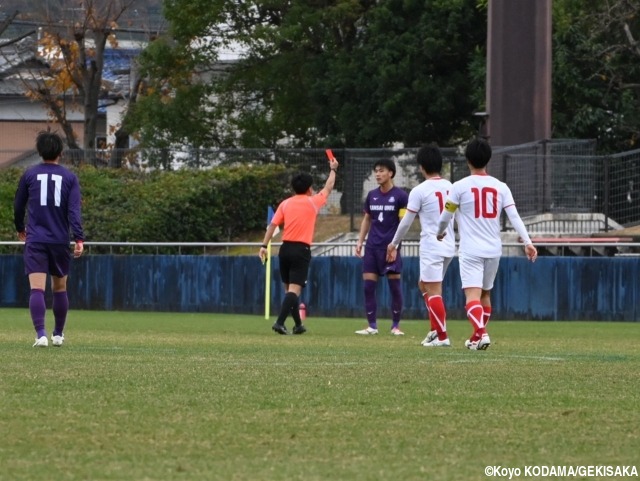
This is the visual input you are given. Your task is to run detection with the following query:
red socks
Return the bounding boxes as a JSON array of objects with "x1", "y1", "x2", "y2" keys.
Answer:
[
  {"x1": 422, "y1": 292, "x2": 436, "y2": 331},
  {"x1": 425, "y1": 295, "x2": 491, "y2": 342},
  {"x1": 426, "y1": 294, "x2": 448, "y2": 340},
  {"x1": 466, "y1": 300, "x2": 486, "y2": 340},
  {"x1": 483, "y1": 305, "x2": 492, "y2": 329}
]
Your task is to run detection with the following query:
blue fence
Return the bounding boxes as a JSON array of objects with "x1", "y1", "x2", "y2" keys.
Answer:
[{"x1": 1, "y1": 255, "x2": 638, "y2": 321}]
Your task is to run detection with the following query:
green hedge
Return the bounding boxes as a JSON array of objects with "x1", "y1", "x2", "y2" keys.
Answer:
[{"x1": 0, "y1": 165, "x2": 290, "y2": 244}]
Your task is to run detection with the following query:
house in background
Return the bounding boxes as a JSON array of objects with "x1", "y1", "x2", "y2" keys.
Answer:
[
  {"x1": 0, "y1": 34, "x2": 145, "y2": 168},
  {"x1": 0, "y1": 0, "x2": 164, "y2": 168},
  {"x1": 0, "y1": 37, "x2": 86, "y2": 167}
]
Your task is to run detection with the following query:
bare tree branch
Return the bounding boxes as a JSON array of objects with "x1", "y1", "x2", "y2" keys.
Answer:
[
  {"x1": 619, "y1": 83, "x2": 640, "y2": 90},
  {"x1": 623, "y1": 22, "x2": 640, "y2": 57},
  {"x1": 0, "y1": 29, "x2": 37, "y2": 48},
  {"x1": 0, "y1": 10, "x2": 19, "y2": 37}
]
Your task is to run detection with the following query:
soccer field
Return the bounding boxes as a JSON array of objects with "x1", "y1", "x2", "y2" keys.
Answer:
[{"x1": 0, "y1": 309, "x2": 638, "y2": 481}]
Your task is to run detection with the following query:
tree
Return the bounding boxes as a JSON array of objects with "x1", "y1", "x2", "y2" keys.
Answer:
[
  {"x1": 3, "y1": 0, "x2": 153, "y2": 154},
  {"x1": 127, "y1": 0, "x2": 487, "y2": 150},
  {"x1": 553, "y1": 0, "x2": 640, "y2": 152},
  {"x1": 318, "y1": 0, "x2": 486, "y2": 147},
  {"x1": 123, "y1": 35, "x2": 221, "y2": 150}
]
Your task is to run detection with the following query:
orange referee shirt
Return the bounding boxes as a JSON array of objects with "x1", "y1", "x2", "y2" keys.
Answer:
[{"x1": 271, "y1": 192, "x2": 328, "y2": 246}]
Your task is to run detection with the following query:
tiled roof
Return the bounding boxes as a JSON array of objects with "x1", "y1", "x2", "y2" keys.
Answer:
[
  {"x1": 0, "y1": 37, "x2": 37, "y2": 76},
  {"x1": 101, "y1": 48, "x2": 141, "y2": 97},
  {"x1": 0, "y1": 79, "x2": 29, "y2": 96},
  {"x1": 0, "y1": 36, "x2": 140, "y2": 99}
]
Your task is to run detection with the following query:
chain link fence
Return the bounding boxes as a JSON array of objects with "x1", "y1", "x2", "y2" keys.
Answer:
[{"x1": 5, "y1": 139, "x2": 640, "y2": 231}]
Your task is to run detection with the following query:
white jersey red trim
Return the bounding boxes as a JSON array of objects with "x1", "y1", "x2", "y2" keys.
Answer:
[
  {"x1": 407, "y1": 177, "x2": 455, "y2": 257},
  {"x1": 446, "y1": 174, "x2": 515, "y2": 257}
]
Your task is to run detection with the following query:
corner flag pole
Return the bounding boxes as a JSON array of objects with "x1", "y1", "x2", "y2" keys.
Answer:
[
  {"x1": 264, "y1": 206, "x2": 278, "y2": 320},
  {"x1": 264, "y1": 242, "x2": 272, "y2": 319}
]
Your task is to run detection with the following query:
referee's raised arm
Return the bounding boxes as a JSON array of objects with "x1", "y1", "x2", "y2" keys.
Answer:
[{"x1": 321, "y1": 157, "x2": 339, "y2": 197}]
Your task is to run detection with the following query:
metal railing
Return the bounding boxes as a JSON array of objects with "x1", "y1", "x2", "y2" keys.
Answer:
[{"x1": 2, "y1": 240, "x2": 638, "y2": 257}]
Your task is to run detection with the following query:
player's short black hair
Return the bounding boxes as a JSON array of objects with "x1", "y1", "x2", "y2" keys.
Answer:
[
  {"x1": 465, "y1": 138, "x2": 492, "y2": 169},
  {"x1": 416, "y1": 144, "x2": 443, "y2": 174},
  {"x1": 373, "y1": 159, "x2": 397, "y2": 178},
  {"x1": 291, "y1": 172, "x2": 314, "y2": 194},
  {"x1": 36, "y1": 131, "x2": 64, "y2": 161}
]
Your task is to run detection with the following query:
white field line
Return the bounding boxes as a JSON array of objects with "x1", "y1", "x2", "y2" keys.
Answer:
[{"x1": 72, "y1": 346, "x2": 566, "y2": 364}]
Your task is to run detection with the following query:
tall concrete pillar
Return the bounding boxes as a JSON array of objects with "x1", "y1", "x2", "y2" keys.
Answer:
[{"x1": 486, "y1": 0, "x2": 552, "y2": 145}]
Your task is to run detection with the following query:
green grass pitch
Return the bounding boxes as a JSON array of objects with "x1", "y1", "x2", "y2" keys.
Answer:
[{"x1": 1, "y1": 308, "x2": 638, "y2": 481}]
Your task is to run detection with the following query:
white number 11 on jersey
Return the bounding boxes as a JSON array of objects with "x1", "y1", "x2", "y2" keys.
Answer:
[{"x1": 37, "y1": 173, "x2": 63, "y2": 207}]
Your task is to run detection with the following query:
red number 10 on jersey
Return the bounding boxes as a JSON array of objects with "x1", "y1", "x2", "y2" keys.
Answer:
[{"x1": 471, "y1": 187, "x2": 498, "y2": 218}]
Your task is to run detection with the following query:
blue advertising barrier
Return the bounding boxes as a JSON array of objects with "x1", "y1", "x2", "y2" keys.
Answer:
[{"x1": 1, "y1": 255, "x2": 638, "y2": 321}]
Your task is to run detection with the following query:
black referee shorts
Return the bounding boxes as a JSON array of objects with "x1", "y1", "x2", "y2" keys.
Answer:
[{"x1": 278, "y1": 241, "x2": 311, "y2": 287}]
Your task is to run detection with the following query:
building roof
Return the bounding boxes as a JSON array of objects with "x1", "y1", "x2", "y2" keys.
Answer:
[
  {"x1": 0, "y1": 37, "x2": 38, "y2": 77},
  {"x1": 0, "y1": 35, "x2": 140, "y2": 102},
  {"x1": 101, "y1": 47, "x2": 141, "y2": 98},
  {"x1": 0, "y1": 1, "x2": 166, "y2": 40}
]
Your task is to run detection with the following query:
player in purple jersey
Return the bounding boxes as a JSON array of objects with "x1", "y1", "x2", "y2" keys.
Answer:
[
  {"x1": 14, "y1": 131, "x2": 85, "y2": 348},
  {"x1": 354, "y1": 159, "x2": 409, "y2": 335}
]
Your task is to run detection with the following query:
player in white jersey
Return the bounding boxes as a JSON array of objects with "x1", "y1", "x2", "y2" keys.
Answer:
[
  {"x1": 387, "y1": 144, "x2": 456, "y2": 347},
  {"x1": 436, "y1": 138, "x2": 537, "y2": 350}
]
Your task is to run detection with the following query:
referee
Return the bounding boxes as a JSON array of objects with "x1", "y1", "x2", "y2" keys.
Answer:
[{"x1": 259, "y1": 155, "x2": 339, "y2": 334}]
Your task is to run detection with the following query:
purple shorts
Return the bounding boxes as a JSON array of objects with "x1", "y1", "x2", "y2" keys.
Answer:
[
  {"x1": 23, "y1": 242, "x2": 71, "y2": 277},
  {"x1": 362, "y1": 247, "x2": 402, "y2": 276}
]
